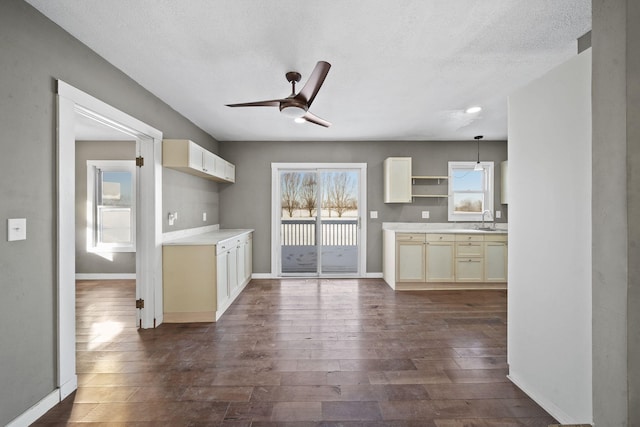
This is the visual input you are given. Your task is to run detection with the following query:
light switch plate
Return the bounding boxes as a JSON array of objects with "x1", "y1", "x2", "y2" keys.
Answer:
[
  {"x1": 496, "y1": 210, "x2": 502, "y2": 219},
  {"x1": 421, "y1": 211, "x2": 430, "y2": 219},
  {"x1": 370, "y1": 211, "x2": 378, "y2": 219},
  {"x1": 8, "y1": 218, "x2": 26, "y2": 241}
]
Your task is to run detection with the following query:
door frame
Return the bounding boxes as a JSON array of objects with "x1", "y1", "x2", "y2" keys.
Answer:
[
  {"x1": 56, "y1": 80, "x2": 163, "y2": 400},
  {"x1": 271, "y1": 162, "x2": 367, "y2": 277}
]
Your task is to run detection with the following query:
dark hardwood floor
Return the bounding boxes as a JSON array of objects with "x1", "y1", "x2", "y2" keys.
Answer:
[{"x1": 33, "y1": 278, "x2": 557, "y2": 426}]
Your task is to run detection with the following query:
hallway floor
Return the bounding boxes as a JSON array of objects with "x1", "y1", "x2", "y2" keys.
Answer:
[{"x1": 33, "y1": 278, "x2": 556, "y2": 426}]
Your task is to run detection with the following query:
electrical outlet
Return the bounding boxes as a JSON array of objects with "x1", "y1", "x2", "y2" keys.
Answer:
[
  {"x1": 496, "y1": 210, "x2": 502, "y2": 219},
  {"x1": 421, "y1": 211, "x2": 430, "y2": 219},
  {"x1": 168, "y1": 212, "x2": 177, "y2": 226}
]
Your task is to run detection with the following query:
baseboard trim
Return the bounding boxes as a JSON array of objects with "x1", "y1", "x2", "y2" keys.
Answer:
[
  {"x1": 364, "y1": 272, "x2": 384, "y2": 278},
  {"x1": 251, "y1": 273, "x2": 384, "y2": 279},
  {"x1": 75, "y1": 273, "x2": 136, "y2": 280},
  {"x1": 507, "y1": 372, "x2": 590, "y2": 425},
  {"x1": 251, "y1": 273, "x2": 274, "y2": 279},
  {"x1": 6, "y1": 389, "x2": 60, "y2": 427},
  {"x1": 59, "y1": 375, "x2": 78, "y2": 400}
]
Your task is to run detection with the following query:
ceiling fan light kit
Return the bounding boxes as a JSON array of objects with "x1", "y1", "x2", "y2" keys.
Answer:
[{"x1": 226, "y1": 61, "x2": 332, "y2": 127}]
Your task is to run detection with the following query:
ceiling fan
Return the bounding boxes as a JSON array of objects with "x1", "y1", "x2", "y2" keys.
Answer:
[{"x1": 226, "y1": 61, "x2": 332, "y2": 128}]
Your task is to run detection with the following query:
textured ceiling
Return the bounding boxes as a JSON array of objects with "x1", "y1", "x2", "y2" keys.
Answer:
[{"x1": 26, "y1": 0, "x2": 591, "y2": 142}]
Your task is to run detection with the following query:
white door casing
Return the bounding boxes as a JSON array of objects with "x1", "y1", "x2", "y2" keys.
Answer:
[{"x1": 56, "y1": 80, "x2": 163, "y2": 400}]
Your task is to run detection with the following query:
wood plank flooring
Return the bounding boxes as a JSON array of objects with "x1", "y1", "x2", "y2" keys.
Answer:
[{"x1": 34, "y1": 278, "x2": 557, "y2": 426}]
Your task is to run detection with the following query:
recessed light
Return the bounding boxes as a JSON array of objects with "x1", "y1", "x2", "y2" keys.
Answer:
[{"x1": 465, "y1": 106, "x2": 482, "y2": 114}]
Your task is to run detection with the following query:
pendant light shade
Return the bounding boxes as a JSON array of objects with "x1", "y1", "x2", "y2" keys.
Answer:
[{"x1": 474, "y1": 135, "x2": 483, "y2": 171}]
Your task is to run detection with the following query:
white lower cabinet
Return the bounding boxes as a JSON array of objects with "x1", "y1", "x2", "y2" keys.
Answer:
[
  {"x1": 390, "y1": 231, "x2": 507, "y2": 288},
  {"x1": 163, "y1": 231, "x2": 253, "y2": 323},
  {"x1": 426, "y1": 234, "x2": 455, "y2": 282},
  {"x1": 484, "y1": 235, "x2": 508, "y2": 282},
  {"x1": 396, "y1": 234, "x2": 426, "y2": 282},
  {"x1": 454, "y1": 235, "x2": 484, "y2": 282}
]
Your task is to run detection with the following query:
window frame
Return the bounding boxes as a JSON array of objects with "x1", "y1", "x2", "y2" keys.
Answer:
[
  {"x1": 447, "y1": 161, "x2": 494, "y2": 222},
  {"x1": 86, "y1": 160, "x2": 136, "y2": 253}
]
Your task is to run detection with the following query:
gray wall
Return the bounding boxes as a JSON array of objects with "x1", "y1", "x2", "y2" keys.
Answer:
[
  {"x1": 592, "y1": 0, "x2": 640, "y2": 425},
  {"x1": 0, "y1": 1, "x2": 219, "y2": 424},
  {"x1": 75, "y1": 141, "x2": 136, "y2": 275},
  {"x1": 219, "y1": 139, "x2": 507, "y2": 274}
]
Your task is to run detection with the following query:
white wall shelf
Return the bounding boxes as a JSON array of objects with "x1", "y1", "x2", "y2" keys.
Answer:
[{"x1": 412, "y1": 175, "x2": 448, "y2": 198}]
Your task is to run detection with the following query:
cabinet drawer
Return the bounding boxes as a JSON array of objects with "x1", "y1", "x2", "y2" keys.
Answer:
[
  {"x1": 455, "y1": 234, "x2": 484, "y2": 242},
  {"x1": 484, "y1": 234, "x2": 508, "y2": 242},
  {"x1": 426, "y1": 233, "x2": 455, "y2": 242},
  {"x1": 396, "y1": 233, "x2": 426, "y2": 242},
  {"x1": 455, "y1": 242, "x2": 484, "y2": 257}
]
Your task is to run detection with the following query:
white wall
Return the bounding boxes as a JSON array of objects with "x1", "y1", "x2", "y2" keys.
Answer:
[{"x1": 507, "y1": 50, "x2": 592, "y2": 424}]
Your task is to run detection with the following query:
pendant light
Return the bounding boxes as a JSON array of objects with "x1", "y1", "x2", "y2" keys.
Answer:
[{"x1": 474, "y1": 135, "x2": 483, "y2": 171}]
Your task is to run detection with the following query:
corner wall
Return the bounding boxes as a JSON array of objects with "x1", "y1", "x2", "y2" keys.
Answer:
[
  {"x1": 592, "y1": 0, "x2": 640, "y2": 425},
  {"x1": 507, "y1": 50, "x2": 592, "y2": 423}
]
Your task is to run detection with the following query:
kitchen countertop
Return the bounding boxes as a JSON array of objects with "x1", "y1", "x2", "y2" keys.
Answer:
[
  {"x1": 163, "y1": 229, "x2": 253, "y2": 246},
  {"x1": 382, "y1": 222, "x2": 507, "y2": 234}
]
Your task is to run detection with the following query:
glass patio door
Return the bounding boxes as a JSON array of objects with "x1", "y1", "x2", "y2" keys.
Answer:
[{"x1": 275, "y1": 165, "x2": 364, "y2": 277}]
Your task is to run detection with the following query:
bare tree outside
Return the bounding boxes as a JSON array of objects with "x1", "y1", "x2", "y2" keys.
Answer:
[
  {"x1": 325, "y1": 172, "x2": 357, "y2": 218},
  {"x1": 300, "y1": 173, "x2": 318, "y2": 216},
  {"x1": 281, "y1": 172, "x2": 301, "y2": 217}
]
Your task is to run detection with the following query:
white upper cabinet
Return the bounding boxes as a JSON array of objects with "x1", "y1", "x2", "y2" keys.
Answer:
[
  {"x1": 163, "y1": 139, "x2": 235, "y2": 183},
  {"x1": 384, "y1": 157, "x2": 412, "y2": 203}
]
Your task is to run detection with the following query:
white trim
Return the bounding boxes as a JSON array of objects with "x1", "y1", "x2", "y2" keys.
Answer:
[
  {"x1": 56, "y1": 80, "x2": 163, "y2": 402},
  {"x1": 365, "y1": 272, "x2": 384, "y2": 278},
  {"x1": 270, "y1": 163, "x2": 367, "y2": 277},
  {"x1": 507, "y1": 374, "x2": 578, "y2": 425},
  {"x1": 448, "y1": 161, "x2": 495, "y2": 222},
  {"x1": 75, "y1": 273, "x2": 136, "y2": 280},
  {"x1": 6, "y1": 390, "x2": 60, "y2": 427},
  {"x1": 86, "y1": 160, "x2": 137, "y2": 253},
  {"x1": 251, "y1": 273, "x2": 275, "y2": 279}
]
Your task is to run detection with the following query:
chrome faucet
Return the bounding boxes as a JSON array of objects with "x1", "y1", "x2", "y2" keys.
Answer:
[{"x1": 481, "y1": 210, "x2": 493, "y2": 229}]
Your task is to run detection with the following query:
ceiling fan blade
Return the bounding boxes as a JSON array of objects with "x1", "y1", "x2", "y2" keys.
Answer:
[
  {"x1": 297, "y1": 61, "x2": 331, "y2": 107},
  {"x1": 302, "y1": 111, "x2": 331, "y2": 128},
  {"x1": 226, "y1": 99, "x2": 283, "y2": 108}
]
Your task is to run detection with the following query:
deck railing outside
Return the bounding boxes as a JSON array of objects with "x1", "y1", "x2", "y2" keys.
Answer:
[{"x1": 281, "y1": 218, "x2": 358, "y2": 246}]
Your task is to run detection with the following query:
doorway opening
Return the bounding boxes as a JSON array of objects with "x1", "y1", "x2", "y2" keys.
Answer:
[
  {"x1": 271, "y1": 163, "x2": 367, "y2": 277},
  {"x1": 56, "y1": 80, "x2": 163, "y2": 400}
]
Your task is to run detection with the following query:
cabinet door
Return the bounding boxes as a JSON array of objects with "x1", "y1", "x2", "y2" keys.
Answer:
[
  {"x1": 225, "y1": 162, "x2": 236, "y2": 183},
  {"x1": 396, "y1": 241, "x2": 425, "y2": 282},
  {"x1": 244, "y1": 236, "x2": 253, "y2": 282},
  {"x1": 455, "y1": 258, "x2": 484, "y2": 282},
  {"x1": 216, "y1": 251, "x2": 229, "y2": 308},
  {"x1": 236, "y1": 240, "x2": 246, "y2": 288},
  {"x1": 384, "y1": 157, "x2": 412, "y2": 203},
  {"x1": 203, "y1": 150, "x2": 216, "y2": 175},
  {"x1": 227, "y1": 246, "x2": 238, "y2": 294},
  {"x1": 485, "y1": 242, "x2": 507, "y2": 282},
  {"x1": 426, "y1": 241, "x2": 454, "y2": 282},
  {"x1": 188, "y1": 142, "x2": 205, "y2": 171}
]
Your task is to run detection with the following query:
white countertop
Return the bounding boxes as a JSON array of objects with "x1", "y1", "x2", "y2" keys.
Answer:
[
  {"x1": 382, "y1": 222, "x2": 508, "y2": 234},
  {"x1": 163, "y1": 229, "x2": 253, "y2": 246}
]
